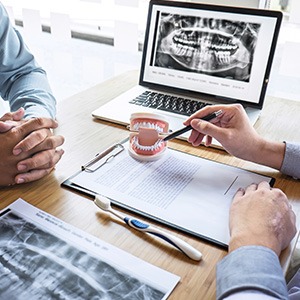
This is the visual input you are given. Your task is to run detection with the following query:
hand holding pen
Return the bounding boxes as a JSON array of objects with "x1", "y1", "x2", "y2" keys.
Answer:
[
  {"x1": 163, "y1": 110, "x2": 222, "y2": 142},
  {"x1": 184, "y1": 104, "x2": 265, "y2": 164}
]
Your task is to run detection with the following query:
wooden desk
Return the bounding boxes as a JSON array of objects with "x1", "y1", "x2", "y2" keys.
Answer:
[{"x1": 1, "y1": 70, "x2": 300, "y2": 299}]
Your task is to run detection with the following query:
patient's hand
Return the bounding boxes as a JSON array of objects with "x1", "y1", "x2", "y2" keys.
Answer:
[
  {"x1": 0, "y1": 107, "x2": 25, "y2": 132},
  {"x1": 0, "y1": 116, "x2": 64, "y2": 186},
  {"x1": 229, "y1": 181, "x2": 297, "y2": 256}
]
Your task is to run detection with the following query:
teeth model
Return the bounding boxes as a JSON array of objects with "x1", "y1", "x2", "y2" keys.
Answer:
[
  {"x1": 129, "y1": 113, "x2": 169, "y2": 161},
  {"x1": 131, "y1": 134, "x2": 165, "y2": 155}
]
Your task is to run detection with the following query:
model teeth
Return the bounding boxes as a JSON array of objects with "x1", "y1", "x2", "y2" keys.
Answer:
[
  {"x1": 132, "y1": 136, "x2": 163, "y2": 151},
  {"x1": 132, "y1": 122, "x2": 164, "y2": 133}
]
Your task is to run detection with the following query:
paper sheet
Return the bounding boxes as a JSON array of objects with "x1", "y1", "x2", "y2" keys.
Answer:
[
  {"x1": 0, "y1": 199, "x2": 179, "y2": 299},
  {"x1": 71, "y1": 142, "x2": 273, "y2": 246}
]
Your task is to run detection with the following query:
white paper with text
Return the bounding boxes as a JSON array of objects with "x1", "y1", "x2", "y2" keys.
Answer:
[{"x1": 71, "y1": 142, "x2": 273, "y2": 246}]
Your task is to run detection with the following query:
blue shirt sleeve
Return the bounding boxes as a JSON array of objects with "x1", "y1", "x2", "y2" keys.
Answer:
[
  {"x1": 216, "y1": 144, "x2": 300, "y2": 299},
  {"x1": 216, "y1": 246, "x2": 289, "y2": 300},
  {"x1": 0, "y1": 4, "x2": 56, "y2": 119},
  {"x1": 280, "y1": 142, "x2": 300, "y2": 179}
]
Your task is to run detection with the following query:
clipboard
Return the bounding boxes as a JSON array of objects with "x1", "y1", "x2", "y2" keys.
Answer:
[
  {"x1": 62, "y1": 138, "x2": 275, "y2": 248},
  {"x1": 62, "y1": 143, "x2": 126, "y2": 198}
]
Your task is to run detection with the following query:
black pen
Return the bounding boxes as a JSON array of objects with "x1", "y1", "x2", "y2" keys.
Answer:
[{"x1": 162, "y1": 110, "x2": 223, "y2": 142}]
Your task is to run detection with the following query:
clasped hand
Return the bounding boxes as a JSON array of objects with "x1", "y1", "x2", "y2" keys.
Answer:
[{"x1": 0, "y1": 108, "x2": 64, "y2": 186}]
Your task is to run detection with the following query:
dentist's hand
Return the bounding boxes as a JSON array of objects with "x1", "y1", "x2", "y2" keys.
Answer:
[{"x1": 184, "y1": 104, "x2": 285, "y2": 170}]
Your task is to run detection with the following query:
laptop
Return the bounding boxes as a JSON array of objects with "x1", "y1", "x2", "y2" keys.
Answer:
[{"x1": 92, "y1": 0, "x2": 282, "y2": 142}]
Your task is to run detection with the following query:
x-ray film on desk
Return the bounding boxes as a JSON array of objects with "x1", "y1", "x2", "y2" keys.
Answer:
[
  {"x1": 0, "y1": 199, "x2": 179, "y2": 299},
  {"x1": 92, "y1": 0, "x2": 282, "y2": 142}
]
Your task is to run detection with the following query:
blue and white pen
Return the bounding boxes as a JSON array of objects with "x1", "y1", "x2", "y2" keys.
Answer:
[{"x1": 94, "y1": 195, "x2": 202, "y2": 261}]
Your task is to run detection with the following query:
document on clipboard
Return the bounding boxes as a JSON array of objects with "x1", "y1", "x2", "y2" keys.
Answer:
[{"x1": 62, "y1": 140, "x2": 274, "y2": 247}]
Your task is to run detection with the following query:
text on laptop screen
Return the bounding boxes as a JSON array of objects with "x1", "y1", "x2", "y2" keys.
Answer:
[{"x1": 141, "y1": 1, "x2": 281, "y2": 107}]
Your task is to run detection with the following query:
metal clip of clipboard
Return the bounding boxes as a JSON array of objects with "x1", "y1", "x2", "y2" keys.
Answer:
[{"x1": 81, "y1": 143, "x2": 125, "y2": 173}]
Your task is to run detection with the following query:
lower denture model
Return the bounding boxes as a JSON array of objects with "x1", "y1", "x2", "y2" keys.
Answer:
[{"x1": 128, "y1": 112, "x2": 169, "y2": 161}]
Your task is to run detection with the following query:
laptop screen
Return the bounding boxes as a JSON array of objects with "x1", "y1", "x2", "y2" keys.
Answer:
[{"x1": 139, "y1": 0, "x2": 282, "y2": 108}]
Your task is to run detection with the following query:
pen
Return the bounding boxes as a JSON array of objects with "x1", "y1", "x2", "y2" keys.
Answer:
[{"x1": 162, "y1": 109, "x2": 223, "y2": 142}]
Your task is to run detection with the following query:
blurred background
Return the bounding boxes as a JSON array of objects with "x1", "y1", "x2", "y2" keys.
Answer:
[{"x1": 1, "y1": 0, "x2": 300, "y2": 105}]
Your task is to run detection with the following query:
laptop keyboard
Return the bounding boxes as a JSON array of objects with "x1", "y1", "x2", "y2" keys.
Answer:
[{"x1": 129, "y1": 91, "x2": 210, "y2": 116}]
